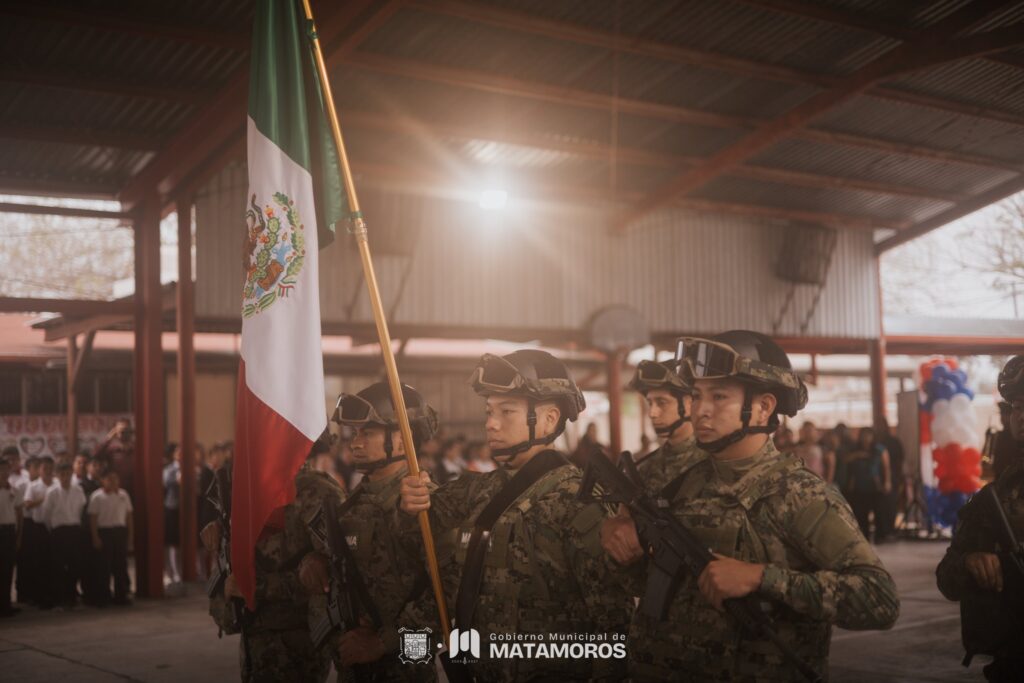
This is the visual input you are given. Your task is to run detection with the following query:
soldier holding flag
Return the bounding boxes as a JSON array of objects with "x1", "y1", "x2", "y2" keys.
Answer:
[{"x1": 298, "y1": 383, "x2": 448, "y2": 681}]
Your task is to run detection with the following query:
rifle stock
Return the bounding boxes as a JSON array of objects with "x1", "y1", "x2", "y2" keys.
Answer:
[{"x1": 580, "y1": 450, "x2": 823, "y2": 683}]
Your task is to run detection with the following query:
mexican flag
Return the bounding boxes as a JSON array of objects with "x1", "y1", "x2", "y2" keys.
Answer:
[{"x1": 233, "y1": 0, "x2": 346, "y2": 607}]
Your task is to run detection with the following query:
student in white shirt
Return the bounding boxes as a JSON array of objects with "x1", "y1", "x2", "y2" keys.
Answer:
[
  {"x1": 23, "y1": 456, "x2": 56, "y2": 609},
  {"x1": 3, "y1": 446, "x2": 26, "y2": 491},
  {"x1": 0, "y1": 457, "x2": 23, "y2": 617},
  {"x1": 88, "y1": 469, "x2": 134, "y2": 605},
  {"x1": 43, "y1": 462, "x2": 87, "y2": 608}
]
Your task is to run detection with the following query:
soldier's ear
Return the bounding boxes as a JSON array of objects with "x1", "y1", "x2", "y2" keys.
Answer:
[{"x1": 752, "y1": 392, "x2": 777, "y2": 426}]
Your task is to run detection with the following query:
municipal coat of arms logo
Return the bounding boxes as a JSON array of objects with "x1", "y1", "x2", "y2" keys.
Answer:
[
  {"x1": 242, "y1": 191, "x2": 307, "y2": 318},
  {"x1": 398, "y1": 626, "x2": 433, "y2": 664}
]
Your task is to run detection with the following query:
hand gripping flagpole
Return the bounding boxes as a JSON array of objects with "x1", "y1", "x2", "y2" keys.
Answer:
[{"x1": 301, "y1": 0, "x2": 452, "y2": 637}]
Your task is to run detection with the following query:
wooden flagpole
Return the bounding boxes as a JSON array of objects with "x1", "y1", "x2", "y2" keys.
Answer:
[{"x1": 300, "y1": 0, "x2": 451, "y2": 637}]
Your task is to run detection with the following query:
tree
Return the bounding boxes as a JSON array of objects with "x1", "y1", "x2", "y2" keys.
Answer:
[
  {"x1": 955, "y1": 194, "x2": 1024, "y2": 317},
  {"x1": 0, "y1": 212, "x2": 133, "y2": 299}
]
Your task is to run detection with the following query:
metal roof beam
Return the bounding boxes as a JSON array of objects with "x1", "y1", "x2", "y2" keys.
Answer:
[
  {"x1": 619, "y1": 0, "x2": 1024, "y2": 230},
  {"x1": 0, "y1": 67, "x2": 211, "y2": 105},
  {"x1": 413, "y1": 0, "x2": 1024, "y2": 128},
  {"x1": 341, "y1": 108, "x2": 964, "y2": 203},
  {"x1": 0, "y1": 175, "x2": 119, "y2": 199},
  {"x1": 735, "y1": 0, "x2": 1024, "y2": 70},
  {"x1": 0, "y1": 123, "x2": 161, "y2": 151},
  {"x1": 350, "y1": 159, "x2": 906, "y2": 231},
  {"x1": 0, "y1": 297, "x2": 134, "y2": 315},
  {"x1": 875, "y1": 172, "x2": 1024, "y2": 253},
  {"x1": 0, "y1": 201, "x2": 130, "y2": 221},
  {"x1": 345, "y1": 52, "x2": 1021, "y2": 174},
  {"x1": 2, "y1": 1, "x2": 248, "y2": 51}
]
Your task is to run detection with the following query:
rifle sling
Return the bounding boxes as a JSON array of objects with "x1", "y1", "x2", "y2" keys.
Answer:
[
  {"x1": 325, "y1": 491, "x2": 384, "y2": 629},
  {"x1": 455, "y1": 450, "x2": 568, "y2": 630}
]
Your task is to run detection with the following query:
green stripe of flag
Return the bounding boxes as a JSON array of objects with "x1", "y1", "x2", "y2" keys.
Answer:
[{"x1": 248, "y1": 0, "x2": 346, "y2": 246}]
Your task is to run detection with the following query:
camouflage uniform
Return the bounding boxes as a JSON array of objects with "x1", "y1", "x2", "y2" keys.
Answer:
[
  {"x1": 635, "y1": 436, "x2": 704, "y2": 497},
  {"x1": 240, "y1": 467, "x2": 337, "y2": 683},
  {"x1": 936, "y1": 457, "x2": 1024, "y2": 680},
  {"x1": 308, "y1": 465, "x2": 445, "y2": 681},
  {"x1": 411, "y1": 452, "x2": 632, "y2": 682},
  {"x1": 628, "y1": 439, "x2": 899, "y2": 682}
]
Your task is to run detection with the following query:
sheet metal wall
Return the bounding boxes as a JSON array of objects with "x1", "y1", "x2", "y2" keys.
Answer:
[{"x1": 196, "y1": 163, "x2": 879, "y2": 339}]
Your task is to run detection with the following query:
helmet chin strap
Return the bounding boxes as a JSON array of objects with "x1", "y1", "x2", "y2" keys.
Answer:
[
  {"x1": 354, "y1": 428, "x2": 407, "y2": 473},
  {"x1": 654, "y1": 398, "x2": 689, "y2": 438},
  {"x1": 696, "y1": 387, "x2": 775, "y2": 454},
  {"x1": 490, "y1": 400, "x2": 562, "y2": 468}
]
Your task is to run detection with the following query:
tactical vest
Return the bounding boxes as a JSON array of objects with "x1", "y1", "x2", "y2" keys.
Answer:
[{"x1": 631, "y1": 451, "x2": 830, "y2": 682}]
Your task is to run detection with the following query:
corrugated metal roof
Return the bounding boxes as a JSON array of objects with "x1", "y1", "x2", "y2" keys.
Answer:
[{"x1": 1, "y1": 0, "x2": 1022, "y2": 252}]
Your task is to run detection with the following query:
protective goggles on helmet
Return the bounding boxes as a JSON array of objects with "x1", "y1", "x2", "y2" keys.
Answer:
[
  {"x1": 636, "y1": 360, "x2": 673, "y2": 385},
  {"x1": 332, "y1": 393, "x2": 389, "y2": 426},
  {"x1": 468, "y1": 354, "x2": 528, "y2": 393},
  {"x1": 675, "y1": 337, "x2": 801, "y2": 390}
]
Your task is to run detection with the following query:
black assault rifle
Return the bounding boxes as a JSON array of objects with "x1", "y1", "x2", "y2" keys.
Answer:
[
  {"x1": 309, "y1": 496, "x2": 382, "y2": 678},
  {"x1": 205, "y1": 468, "x2": 245, "y2": 632},
  {"x1": 982, "y1": 484, "x2": 1024, "y2": 582},
  {"x1": 579, "y1": 450, "x2": 823, "y2": 683}
]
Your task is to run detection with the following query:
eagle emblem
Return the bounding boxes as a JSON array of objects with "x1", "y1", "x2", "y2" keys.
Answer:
[{"x1": 242, "y1": 191, "x2": 306, "y2": 318}]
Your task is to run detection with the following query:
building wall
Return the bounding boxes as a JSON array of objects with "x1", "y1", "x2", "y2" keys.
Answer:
[
  {"x1": 165, "y1": 372, "x2": 239, "y2": 449},
  {"x1": 196, "y1": 163, "x2": 880, "y2": 340}
]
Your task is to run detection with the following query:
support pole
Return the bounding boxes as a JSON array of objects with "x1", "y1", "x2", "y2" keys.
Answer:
[
  {"x1": 302, "y1": 0, "x2": 450, "y2": 637},
  {"x1": 132, "y1": 218, "x2": 148, "y2": 596},
  {"x1": 66, "y1": 335, "x2": 78, "y2": 459},
  {"x1": 607, "y1": 349, "x2": 624, "y2": 455},
  {"x1": 870, "y1": 339, "x2": 887, "y2": 432},
  {"x1": 176, "y1": 198, "x2": 198, "y2": 583},
  {"x1": 136, "y1": 192, "x2": 165, "y2": 598}
]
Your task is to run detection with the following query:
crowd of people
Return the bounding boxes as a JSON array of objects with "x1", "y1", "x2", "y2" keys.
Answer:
[{"x1": 1, "y1": 434, "x2": 134, "y2": 617}]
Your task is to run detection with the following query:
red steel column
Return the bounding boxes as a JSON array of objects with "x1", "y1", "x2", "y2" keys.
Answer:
[
  {"x1": 138, "y1": 192, "x2": 165, "y2": 598},
  {"x1": 607, "y1": 349, "x2": 624, "y2": 456},
  {"x1": 176, "y1": 198, "x2": 198, "y2": 583},
  {"x1": 132, "y1": 217, "x2": 149, "y2": 596},
  {"x1": 66, "y1": 335, "x2": 78, "y2": 459},
  {"x1": 871, "y1": 255, "x2": 888, "y2": 431}
]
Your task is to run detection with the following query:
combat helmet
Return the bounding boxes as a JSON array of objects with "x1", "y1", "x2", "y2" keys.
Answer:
[
  {"x1": 469, "y1": 350, "x2": 586, "y2": 462},
  {"x1": 333, "y1": 382, "x2": 438, "y2": 471},
  {"x1": 998, "y1": 356, "x2": 1024, "y2": 402},
  {"x1": 629, "y1": 359, "x2": 693, "y2": 436},
  {"x1": 675, "y1": 330, "x2": 807, "y2": 453}
]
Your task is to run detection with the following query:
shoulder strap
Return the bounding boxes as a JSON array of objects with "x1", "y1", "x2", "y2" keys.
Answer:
[{"x1": 455, "y1": 451, "x2": 568, "y2": 629}]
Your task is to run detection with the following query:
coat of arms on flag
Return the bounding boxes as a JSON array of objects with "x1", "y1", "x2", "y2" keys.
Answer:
[
  {"x1": 398, "y1": 627, "x2": 433, "y2": 664},
  {"x1": 242, "y1": 192, "x2": 307, "y2": 318}
]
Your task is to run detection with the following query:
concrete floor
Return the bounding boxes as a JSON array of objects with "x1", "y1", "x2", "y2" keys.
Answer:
[{"x1": 0, "y1": 541, "x2": 989, "y2": 682}]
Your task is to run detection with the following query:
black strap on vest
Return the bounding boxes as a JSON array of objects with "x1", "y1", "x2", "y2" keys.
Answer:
[{"x1": 454, "y1": 450, "x2": 568, "y2": 630}]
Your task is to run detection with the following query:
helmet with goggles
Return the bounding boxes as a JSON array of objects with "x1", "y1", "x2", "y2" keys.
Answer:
[
  {"x1": 998, "y1": 356, "x2": 1024, "y2": 402},
  {"x1": 629, "y1": 359, "x2": 692, "y2": 436},
  {"x1": 468, "y1": 350, "x2": 585, "y2": 462},
  {"x1": 332, "y1": 382, "x2": 438, "y2": 471},
  {"x1": 675, "y1": 330, "x2": 807, "y2": 453}
]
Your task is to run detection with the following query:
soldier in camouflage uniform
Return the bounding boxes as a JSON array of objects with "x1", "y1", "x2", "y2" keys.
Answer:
[
  {"x1": 604, "y1": 330, "x2": 899, "y2": 681},
  {"x1": 602, "y1": 359, "x2": 706, "y2": 590},
  {"x1": 205, "y1": 435, "x2": 339, "y2": 682},
  {"x1": 400, "y1": 350, "x2": 632, "y2": 682},
  {"x1": 629, "y1": 359, "x2": 703, "y2": 494},
  {"x1": 298, "y1": 382, "x2": 445, "y2": 681},
  {"x1": 936, "y1": 356, "x2": 1024, "y2": 682}
]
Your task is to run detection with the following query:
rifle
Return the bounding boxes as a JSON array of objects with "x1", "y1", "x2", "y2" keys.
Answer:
[
  {"x1": 579, "y1": 450, "x2": 823, "y2": 683},
  {"x1": 205, "y1": 468, "x2": 245, "y2": 633},
  {"x1": 982, "y1": 484, "x2": 1024, "y2": 581},
  {"x1": 309, "y1": 496, "x2": 382, "y2": 675}
]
